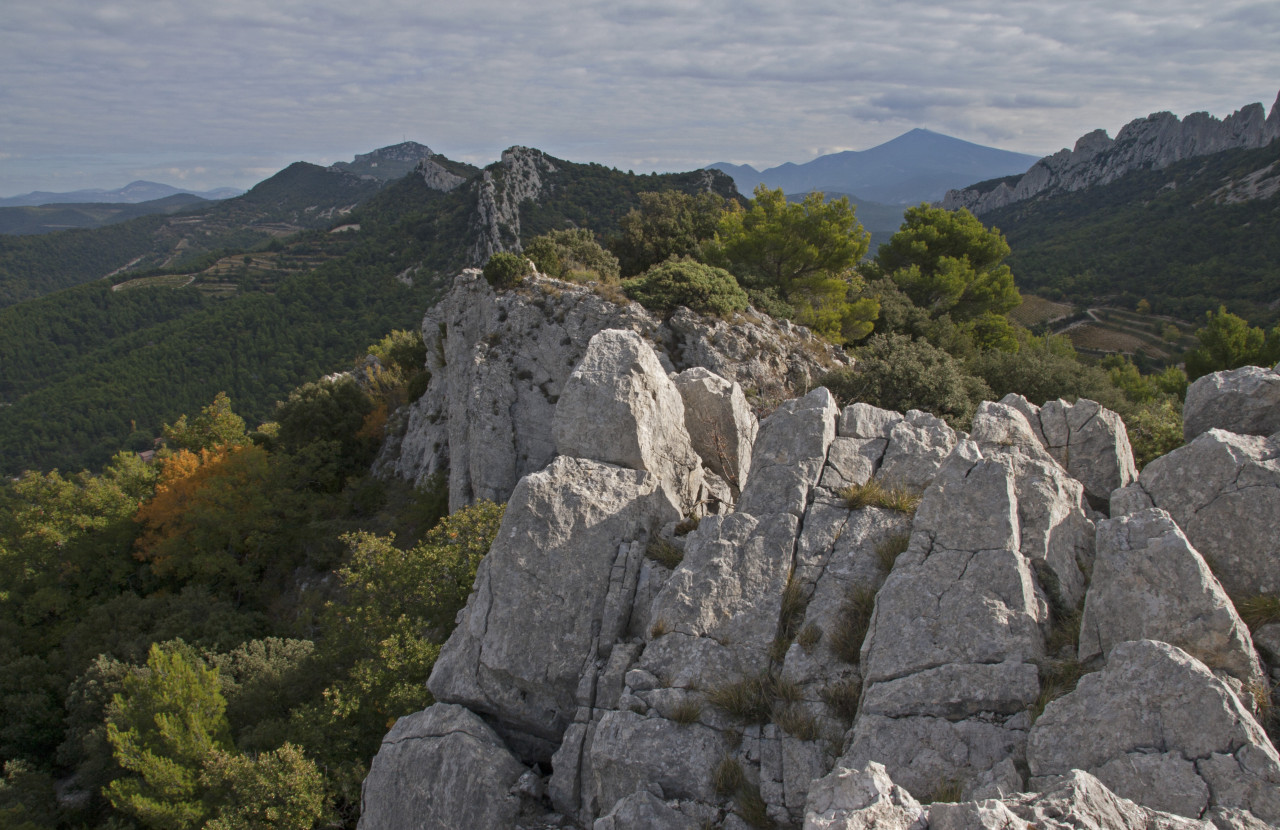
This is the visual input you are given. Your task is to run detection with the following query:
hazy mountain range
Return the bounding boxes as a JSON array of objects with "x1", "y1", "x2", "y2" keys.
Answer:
[
  {"x1": 707, "y1": 129, "x2": 1041, "y2": 206},
  {"x1": 0, "y1": 180, "x2": 243, "y2": 207}
]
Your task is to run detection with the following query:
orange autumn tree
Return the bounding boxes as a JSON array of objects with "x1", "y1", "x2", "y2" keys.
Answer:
[{"x1": 134, "y1": 444, "x2": 279, "y2": 594}]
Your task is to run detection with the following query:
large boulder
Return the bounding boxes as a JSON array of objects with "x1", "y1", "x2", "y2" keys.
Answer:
[
  {"x1": 1078, "y1": 508, "x2": 1264, "y2": 687},
  {"x1": 427, "y1": 456, "x2": 680, "y2": 753},
  {"x1": 356, "y1": 704, "x2": 528, "y2": 830},
  {"x1": 803, "y1": 762, "x2": 926, "y2": 830},
  {"x1": 1137, "y1": 429, "x2": 1280, "y2": 597},
  {"x1": 1183, "y1": 364, "x2": 1280, "y2": 442},
  {"x1": 555, "y1": 329, "x2": 704, "y2": 511},
  {"x1": 1000, "y1": 394, "x2": 1137, "y2": 509},
  {"x1": 672, "y1": 366, "x2": 758, "y2": 495},
  {"x1": 1028, "y1": 639, "x2": 1280, "y2": 822}
]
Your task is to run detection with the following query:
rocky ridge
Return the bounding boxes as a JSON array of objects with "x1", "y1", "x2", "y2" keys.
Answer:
[
  {"x1": 377, "y1": 269, "x2": 849, "y2": 511},
  {"x1": 361, "y1": 282, "x2": 1280, "y2": 829},
  {"x1": 942, "y1": 91, "x2": 1280, "y2": 215}
]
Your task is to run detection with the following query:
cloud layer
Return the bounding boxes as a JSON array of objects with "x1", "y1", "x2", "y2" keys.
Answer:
[{"x1": 1, "y1": 0, "x2": 1276, "y2": 193}]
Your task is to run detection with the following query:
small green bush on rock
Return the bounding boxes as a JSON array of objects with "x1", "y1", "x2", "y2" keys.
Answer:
[
  {"x1": 623, "y1": 258, "x2": 749, "y2": 317},
  {"x1": 482, "y1": 252, "x2": 533, "y2": 290}
]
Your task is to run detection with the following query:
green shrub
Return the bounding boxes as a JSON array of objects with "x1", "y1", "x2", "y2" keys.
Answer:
[
  {"x1": 482, "y1": 252, "x2": 532, "y2": 289},
  {"x1": 623, "y1": 258, "x2": 749, "y2": 317},
  {"x1": 822, "y1": 333, "x2": 991, "y2": 428},
  {"x1": 523, "y1": 229, "x2": 621, "y2": 283}
]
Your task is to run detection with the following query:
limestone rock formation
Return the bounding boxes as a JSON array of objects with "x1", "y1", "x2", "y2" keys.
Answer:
[
  {"x1": 1028, "y1": 640, "x2": 1280, "y2": 822},
  {"x1": 1132, "y1": 429, "x2": 1280, "y2": 597},
  {"x1": 378, "y1": 270, "x2": 849, "y2": 511},
  {"x1": 1078, "y1": 509, "x2": 1263, "y2": 688},
  {"x1": 1183, "y1": 364, "x2": 1280, "y2": 441},
  {"x1": 999, "y1": 394, "x2": 1137, "y2": 510},
  {"x1": 942, "y1": 91, "x2": 1280, "y2": 215},
  {"x1": 673, "y1": 367, "x2": 757, "y2": 495},
  {"x1": 554, "y1": 329, "x2": 705, "y2": 512},
  {"x1": 360, "y1": 328, "x2": 1280, "y2": 828},
  {"x1": 356, "y1": 704, "x2": 529, "y2": 830}
]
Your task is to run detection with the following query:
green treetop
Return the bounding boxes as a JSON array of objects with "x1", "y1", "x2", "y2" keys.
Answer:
[{"x1": 876, "y1": 204, "x2": 1021, "y2": 323}]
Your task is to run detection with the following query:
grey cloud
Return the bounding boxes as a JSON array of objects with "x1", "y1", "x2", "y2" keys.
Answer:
[{"x1": 1, "y1": 0, "x2": 1277, "y2": 192}]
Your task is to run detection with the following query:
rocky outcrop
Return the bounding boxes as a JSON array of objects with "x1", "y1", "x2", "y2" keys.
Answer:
[
  {"x1": 469, "y1": 147, "x2": 556, "y2": 263},
  {"x1": 1028, "y1": 640, "x2": 1280, "y2": 822},
  {"x1": 1078, "y1": 509, "x2": 1263, "y2": 689},
  {"x1": 360, "y1": 320, "x2": 1280, "y2": 829},
  {"x1": 999, "y1": 394, "x2": 1137, "y2": 511},
  {"x1": 942, "y1": 91, "x2": 1280, "y2": 215},
  {"x1": 1124, "y1": 429, "x2": 1280, "y2": 598},
  {"x1": 377, "y1": 270, "x2": 849, "y2": 511},
  {"x1": 1183, "y1": 364, "x2": 1280, "y2": 441}
]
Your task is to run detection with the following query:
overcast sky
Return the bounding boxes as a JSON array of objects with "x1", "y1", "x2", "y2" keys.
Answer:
[{"x1": 2, "y1": 0, "x2": 1277, "y2": 196}]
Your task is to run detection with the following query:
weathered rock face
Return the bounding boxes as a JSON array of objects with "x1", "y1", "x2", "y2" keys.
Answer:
[
  {"x1": 942, "y1": 91, "x2": 1280, "y2": 214},
  {"x1": 378, "y1": 270, "x2": 849, "y2": 511},
  {"x1": 554, "y1": 329, "x2": 705, "y2": 512},
  {"x1": 673, "y1": 367, "x2": 757, "y2": 495},
  {"x1": 1183, "y1": 364, "x2": 1280, "y2": 441},
  {"x1": 999, "y1": 394, "x2": 1137, "y2": 511},
  {"x1": 1078, "y1": 509, "x2": 1263, "y2": 688},
  {"x1": 361, "y1": 339, "x2": 1280, "y2": 828},
  {"x1": 356, "y1": 704, "x2": 529, "y2": 830},
  {"x1": 470, "y1": 146, "x2": 556, "y2": 263},
  {"x1": 1132, "y1": 429, "x2": 1280, "y2": 597},
  {"x1": 1028, "y1": 640, "x2": 1280, "y2": 822},
  {"x1": 427, "y1": 455, "x2": 680, "y2": 754}
]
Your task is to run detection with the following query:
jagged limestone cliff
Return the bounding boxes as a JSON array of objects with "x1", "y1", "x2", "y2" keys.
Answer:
[
  {"x1": 360, "y1": 282, "x2": 1280, "y2": 829},
  {"x1": 942, "y1": 91, "x2": 1280, "y2": 215}
]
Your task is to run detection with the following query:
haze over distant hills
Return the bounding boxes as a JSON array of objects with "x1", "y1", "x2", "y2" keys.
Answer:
[
  {"x1": 0, "y1": 180, "x2": 242, "y2": 207},
  {"x1": 707, "y1": 129, "x2": 1041, "y2": 206}
]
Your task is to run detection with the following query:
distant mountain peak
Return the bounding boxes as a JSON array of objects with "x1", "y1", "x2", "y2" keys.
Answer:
[
  {"x1": 705, "y1": 130, "x2": 1039, "y2": 206},
  {"x1": 329, "y1": 142, "x2": 439, "y2": 181}
]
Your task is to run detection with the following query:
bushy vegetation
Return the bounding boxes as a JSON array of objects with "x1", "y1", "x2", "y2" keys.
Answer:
[
  {"x1": 623, "y1": 258, "x2": 749, "y2": 317},
  {"x1": 523, "y1": 228, "x2": 621, "y2": 282},
  {"x1": 0, "y1": 338, "x2": 502, "y2": 828},
  {"x1": 482, "y1": 252, "x2": 532, "y2": 289}
]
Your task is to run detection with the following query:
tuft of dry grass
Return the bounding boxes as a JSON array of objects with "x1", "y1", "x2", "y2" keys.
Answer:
[
  {"x1": 646, "y1": 537, "x2": 684, "y2": 569},
  {"x1": 736, "y1": 782, "x2": 776, "y2": 829},
  {"x1": 649, "y1": 617, "x2": 670, "y2": 639},
  {"x1": 797, "y1": 623, "x2": 822, "y2": 654},
  {"x1": 820, "y1": 678, "x2": 862, "y2": 723},
  {"x1": 770, "y1": 575, "x2": 810, "y2": 662},
  {"x1": 712, "y1": 756, "x2": 745, "y2": 797},
  {"x1": 1031, "y1": 659, "x2": 1087, "y2": 722},
  {"x1": 921, "y1": 778, "x2": 964, "y2": 805},
  {"x1": 707, "y1": 675, "x2": 774, "y2": 724},
  {"x1": 670, "y1": 698, "x2": 703, "y2": 725},
  {"x1": 773, "y1": 705, "x2": 820, "y2": 741},
  {"x1": 839, "y1": 479, "x2": 921, "y2": 515},
  {"x1": 1236, "y1": 594, "x2": 1280, "y2": 632},
  {"x1": 829, "y1": 586, "x2": 877, "y2": 664},
  {"x1": 875, "y1": 533, "x2": 911, "y2": 574}
]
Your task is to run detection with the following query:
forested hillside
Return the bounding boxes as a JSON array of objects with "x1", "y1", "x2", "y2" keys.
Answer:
[
  {"x1": 985, "y1": 139, "x2": 1280, "y2": 325},
  {"x1": 0, "y1": 151, "x2": 740, "y2": 477}
]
